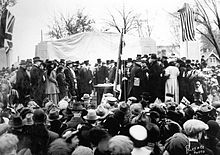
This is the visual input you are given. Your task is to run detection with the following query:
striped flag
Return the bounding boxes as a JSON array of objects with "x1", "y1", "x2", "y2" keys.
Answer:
[
  {"x1": 178, "y1": 3, "x2": 195, "y2": 42},
  {"x1": 0, "y1": 9, "x2": 15, "y2": 53},
  {"x1": 113, "y1": 30, "x2": 124, "y2": 98}
]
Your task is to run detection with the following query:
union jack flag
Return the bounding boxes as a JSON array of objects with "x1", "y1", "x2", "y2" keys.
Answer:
[{"x1": 0, "y1": 9, "x2": 15, "y2": 53}]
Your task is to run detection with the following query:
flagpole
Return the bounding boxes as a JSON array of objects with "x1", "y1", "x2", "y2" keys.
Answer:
[
  {"x1": 113, "y1": 29, "x2": 123, "y2": 98},
  {"x1": 186, "y1": 40, "x2": 189, "y2": 58}
]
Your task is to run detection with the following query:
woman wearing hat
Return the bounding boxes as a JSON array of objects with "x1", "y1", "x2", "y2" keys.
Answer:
[
  {"x1": 164, "y1": 61, "x2": 180, "y2": 103},
  {"x1": 45, "y1": 61, "x2": 60, "y2": 105},
  {"x1": 56, "y1": 66, "x2": 69, "y2": 100},
  {"x1": 206, "y1": 86, "x2": 220, "y2": 108}
]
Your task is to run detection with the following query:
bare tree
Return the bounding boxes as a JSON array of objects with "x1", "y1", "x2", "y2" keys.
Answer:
[
  {"x1": 135, "y1": 10, "x2": 154, "y2": 37},
  {"x1": 106, "y1": 6, "x2": 139, "y2": 34},
  {"x1": 0, "y1": 0, "x2": 16, "y2": 11},
  {"x1": 48, "y1": 9, "x2": 94, "y2": 39},
  {"x1": 194, "y1": 0, "x2": 220, "y2": 56},
  {"x1": 168, "y1": 12, "x2": 181, "y2": 46},
  {"x1": 200, "y1": 29, "x2": 220, "y2": 51}
]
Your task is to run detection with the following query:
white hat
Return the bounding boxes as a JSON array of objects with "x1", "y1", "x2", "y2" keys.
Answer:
[
  {"x1": 129, "y1": 125, "x2": 147, "y2": 141},
  {"x1": 58, "y1": 99, "x2": 68, "y2": 110},
  {"x1": 83, "y1": 109, "x2": 100, "y2": 120}
]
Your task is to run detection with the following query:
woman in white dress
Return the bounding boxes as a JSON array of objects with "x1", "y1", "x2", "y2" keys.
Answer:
[{"x1": 164, "y1": 61, "x2": 180, "y2": 103}]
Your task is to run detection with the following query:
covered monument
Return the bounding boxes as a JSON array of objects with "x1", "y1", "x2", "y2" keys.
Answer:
[{"x1": 35, "y1": 32, "x2": 156, "y2": 63}]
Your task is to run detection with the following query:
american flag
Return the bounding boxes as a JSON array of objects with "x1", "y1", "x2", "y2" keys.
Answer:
[
  {"x1": 0, "y1": 9, "x2": 15, "y2": 53},
  {"x1": 178, "y1": 3, "x2": 195, "y2": 42},
  {"x1": 113, "y1": 30, "x2": 124, "y2": 98}
]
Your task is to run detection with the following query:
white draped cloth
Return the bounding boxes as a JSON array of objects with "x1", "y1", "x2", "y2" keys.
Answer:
[{"x1": 165, "y1": 66, "x2": 180, "y2": 103}]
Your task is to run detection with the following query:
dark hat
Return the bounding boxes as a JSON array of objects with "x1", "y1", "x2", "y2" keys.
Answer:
[
  {"x1": 97, "y1": 58, "x2": 102, "y2": 64},
  {"x1": 70, "y1": 101, "x2": 84, "y2": 111},
  {"x1": 20, "y1": 60, "x2": 26, "y2": 65},
  {"x1": 84, "y1": 60, "x2": 89, "y2": 65},
  {"x1": 26, "y1": 61, "x2": 33, "y2": 67},
  {"x1": 142, "y1": 54, "x2": 148, "y2": 58},
  {"x1": 46, "y1": 60, "x2": 54, "y2": 67},
  {"x1": 167, "y1": 110, "x2": 182, "y2": 122},
  {"x1": 136, "y1": 54, "x2": 142, "y2": 58},
  {"x1": 110, "y1": 60, "x2": 115, "y2": 63},
  {"x1": 9, "y1": 114, "x2": 23, "y2": 128},
  {"x1": 164, "y1": 133, "x2": 188, "y2": 155},
  {"x1": 186, "y1": 59, "x2": 191, "y2": 64},
  {"x1": 183, "y1": 106, "x2": 194, "y2": 118},
  {"x1": 149, "y1": 111, "x2": 160, "y2": 120},
  {"x1": 20, "y1": 107, "x2": 33, "y2": 119},
  {"x1": 150, "y1": 53, "x2": 157, "y2": 59},
  {"x1": 106, "y1": 60, "x2": 110, "y2": 65},
  {"x1": 127, "y1": 58, "x2": 132, "y2": 63},
  {"x1": 145, "y1": 123, "x2": 160, "y2": 143},
  {"x1": 162, "y1": 56, "x2": 168, "y2": 59},
  {"x1": 60, "y1": 59, "x2": 65, "y2": 63},
  {"x1": 62, "y1": 105, "x2": 74, "y2": 117},
  {"x1": 33, "y1": 109, "x2": 47, "y2": 123},
  {"x1": 207, "y1": 120, "x2": 220, "y2": 137},
  {"x1": 119, "y1": 102, "x2": 129, "y2": 113},
  {"x1": 26, "y1": 59, "x2": 32, "y2": 63},
  {"x1": 48, "y1": 109, "x2": 62, "y2": 121},
  {"x1": 33, "y1": 56, "x2": 43, "y2": 63}
]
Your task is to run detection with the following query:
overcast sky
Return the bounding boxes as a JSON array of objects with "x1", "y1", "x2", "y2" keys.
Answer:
[{"x1": 9, "y1": 0, "x2": 193, "y2": 63}]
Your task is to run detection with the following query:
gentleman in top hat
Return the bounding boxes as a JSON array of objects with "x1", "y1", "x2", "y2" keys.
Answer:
[
  {"x1": 136, "y1": 54, "x2": 142, "y2": 61},
  {"x1": 78, "y1": 60, "x2": 93, "y2": 98},
  {"x1": 148, "y1": 54, "x2": 163, "y2": 102},
  {"x1": 108, "y1": 60, "x2": 116, "y2": 84},
  {"x1": 127, "y1": 60, "x2": 144, "y2": 101},
  {"x1": 30, "y1": 57, "x2": 46, "y2": 107},
  {"x1": 14, "y1": 60, "x2": 31, "y2": 106},
  {"x1": 64, "y1": 60, "x2": 77, "y2": 98},
  {"x1": 60, "y1": 59, "x2": 65, "y2": 67},
  {"x1": 94, "y1": 59, "x2": 109, "y2": 105},
  {"x1": 120, "y1": 58, "x2": 133, "y2": 101},
  {"x1": 97, "y1": 58, "x2": 102, "y2": 65}
]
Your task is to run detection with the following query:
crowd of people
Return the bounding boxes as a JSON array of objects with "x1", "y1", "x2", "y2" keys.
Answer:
[{"x1": 0, "y1": 53, "x2": 220, "y2": 155}]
